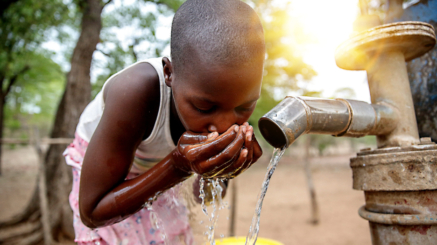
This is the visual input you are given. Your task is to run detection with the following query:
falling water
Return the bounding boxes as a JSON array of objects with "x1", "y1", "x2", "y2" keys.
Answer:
[
  {"x1": 145, "y1": 196, "x2": 170, "y2": 245},
  {"x1": 87, "y1": 229, "x2": 100, "y2": 245},
  {"x1": 199, "y1": 177, "x2": 208, "y2": 216},
  {"x1": 245, "y1": 147, "x2": 286, "y2": 245},
  {"x1": 198, "y1": 177, "x2": 227, "y2": 245}
]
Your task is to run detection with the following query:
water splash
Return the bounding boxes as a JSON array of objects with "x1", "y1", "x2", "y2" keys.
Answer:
[
  {"x1": 94, "y1": 229, "x2": 100, "y2": 245},
  {"x1": 199, "y1": 177, "x2": 208, "y2": 216},
  {"x1": 145, "y1": 196, "x2": 170, "y2": 245},
  {"x1": 198, "y1": 177, "x2": 228, "y2": 245},
  {"x1": 245, "y1": 147, "x2": 286, "y2": 245}
]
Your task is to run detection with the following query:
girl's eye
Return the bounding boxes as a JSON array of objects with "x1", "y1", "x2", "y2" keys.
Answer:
[
  {"x1": 236, "y1": 104, "x2": 255, "y2": 113},
  {"x1": 236, "y1": 107, "x2": 252, "y2": 112},
  {"x1": 196, "y1": 107, "x2": 214, "y2": 114}
]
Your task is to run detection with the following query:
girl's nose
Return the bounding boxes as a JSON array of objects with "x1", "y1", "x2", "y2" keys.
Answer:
[
  {"x1": 209, "y1": 112, "x2": 239, "y2": 134},
  {"x1": 208, "y1": 125, "x2": 218, "y2": 132}
]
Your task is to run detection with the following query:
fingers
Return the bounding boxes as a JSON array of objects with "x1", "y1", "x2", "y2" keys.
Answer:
[
  {"x1": 195, "y1": 126, "x2": 245, "y2": 175},
  {"x1": 185, "y1": 125, "x2": 239, "y2": 163},
  {"x1": 252, "y1": 134, "x2": 263, "y2": 163},
  {"x1": 245, "y1": 126, "x2": 254, "y2": 163},
  {"x1": 226, "y1": 126, "x2": 264, "y2": 178},
  {"x1": 241, "y1": 126, "x2": 255, "y2": 172},
  {"x1": 228, "y1": 125, "x2": 254, "y2": 178},
  {"x1": 218, "y1": 147, "x2": 248, "y2": 178},
  {"x1": 203, "y1": 150, "x2": 242, "y2": 178},
  {"x1": 179, "y1": 131, "x2": 218, "y2": 145}
]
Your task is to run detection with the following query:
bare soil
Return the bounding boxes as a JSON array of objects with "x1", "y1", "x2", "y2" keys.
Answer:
[
  {"x1": 0, "y1": 147, "x2": 371, "y2": 245},
  {"x1": 0, "y1": 146, "x2": 38, "y2": 222}
]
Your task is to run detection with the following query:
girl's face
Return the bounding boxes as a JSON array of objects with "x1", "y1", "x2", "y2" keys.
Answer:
[{"x1": 164, "y1": 58, "x2": 263, "y2": 134}]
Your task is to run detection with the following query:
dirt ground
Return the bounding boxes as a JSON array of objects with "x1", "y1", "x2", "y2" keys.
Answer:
[
  {"x1": 0, "y1": 146, "x2": 372, "y2": 245},
  {"x1": 0, "y1": 146, "x2": 39, "y2": 222}
]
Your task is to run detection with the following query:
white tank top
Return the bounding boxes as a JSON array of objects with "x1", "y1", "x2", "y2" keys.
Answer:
[{"x1": 76, "y1": 57, "x2": 176, "y2": 174}]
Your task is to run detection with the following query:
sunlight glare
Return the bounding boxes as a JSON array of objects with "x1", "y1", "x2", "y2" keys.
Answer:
[{"x1": 286, "y1": 0, "x2": 370, "y2": 102}]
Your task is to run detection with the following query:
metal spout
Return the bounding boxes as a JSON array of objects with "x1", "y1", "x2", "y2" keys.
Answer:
[{"x1": 258, "y1": 96, "x2": 398, "y2": 149}]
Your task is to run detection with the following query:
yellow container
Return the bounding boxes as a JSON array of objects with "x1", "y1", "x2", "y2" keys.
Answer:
[{"x1": 215, "y1": 237, "x2": 284, "y2": 245}]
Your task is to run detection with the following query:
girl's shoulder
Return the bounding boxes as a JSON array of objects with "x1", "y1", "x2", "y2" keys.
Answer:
[
  {"x1": 101, "y1": 61, "x2": 162, "y2": 140},
  {"x1": 103, "y1": 61, "x2": 161, "y2": 103}
]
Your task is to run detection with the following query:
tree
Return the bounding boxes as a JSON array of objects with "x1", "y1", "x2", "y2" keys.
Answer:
[
  {"x1": 0, "y1": 0, "x2": 69, "y2": 175},
  {"x1": 4, "y1": 51, "x2": 65, "y2": 139},
  {"x1": 92, "y1": 0, "x2": 183, "y2": 98},
  {"x1": 0, "y1": 0, "x2": 106, "y2": 243}
]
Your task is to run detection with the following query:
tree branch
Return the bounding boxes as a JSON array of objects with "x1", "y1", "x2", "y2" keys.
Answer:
[
  {"x1": 129, "y1": 45, "x2": 138, "y2": 63},
  {"x1": 129, "y1": 39, "x2": 140, "y2": 62},
  {"x1": 96, "y1": 47, "x2": 110, "y2": 57},
  {"x1": 3, "y1": 65, "x2": 30, "y2": 100},
  {"x1": 103, "y1": 0, "x2": 113, "y2": 7}
]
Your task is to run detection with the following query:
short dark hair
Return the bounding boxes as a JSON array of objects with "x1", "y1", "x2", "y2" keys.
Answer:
[{"x1": 170, "y1": 0, "x2": 265, "y2": 74}]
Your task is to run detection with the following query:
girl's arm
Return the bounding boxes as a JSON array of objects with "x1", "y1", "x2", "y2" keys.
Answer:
[{"x1": 79, "y1": 62, "x2": 171, "y2": 228}]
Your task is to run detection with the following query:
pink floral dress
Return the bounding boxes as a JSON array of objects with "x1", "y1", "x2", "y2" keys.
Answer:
[{"x1": 64, "y1": 134, "x2": 194, "y2": 245}]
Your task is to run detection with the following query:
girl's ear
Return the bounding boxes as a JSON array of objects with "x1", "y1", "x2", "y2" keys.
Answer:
[{"x1": 162, "y1": 57, "x2": 173, "y2": 87}]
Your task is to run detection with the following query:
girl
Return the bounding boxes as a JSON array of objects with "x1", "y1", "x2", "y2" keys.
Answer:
[{"x1": 64, "y1": 0, "x2": 265, "y2": 244}]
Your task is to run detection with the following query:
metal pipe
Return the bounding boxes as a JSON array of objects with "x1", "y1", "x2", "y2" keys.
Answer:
[
  {"x1": 335, "y1": 22, "x2": 436, "y2": 147},
  {"x1": 367, "y1": 51, "x2": 420, "y2": 147},
  {"x1": 258, "y1": 96, "x2": 398, "y2": 149}
]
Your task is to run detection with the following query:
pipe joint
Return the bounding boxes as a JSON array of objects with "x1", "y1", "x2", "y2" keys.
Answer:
[{"x1": 339, "y1": 99, "x2": 399, "y2": 137}]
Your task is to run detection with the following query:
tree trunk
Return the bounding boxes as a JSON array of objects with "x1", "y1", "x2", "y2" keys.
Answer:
[
  {"x1": 0, "y1": 94, "x2": 4, "y2": 176},
  {"x1": 0, "y1": 0, "x2": 104, "y2": 243},
  {"x1": 45, "y1": 0, "x2": 104, "y2": 241}
]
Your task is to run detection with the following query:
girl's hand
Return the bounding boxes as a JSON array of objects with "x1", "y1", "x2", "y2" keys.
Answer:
[
  {"x1": 220, "y1": 122, "x2": 263, "y2": 179},
  {"x1": 172, "y1": 125, "x2": 247, "y2": 178},
  {"x1": 171, "y1": 123, "x2": 262, "y2": 178}
]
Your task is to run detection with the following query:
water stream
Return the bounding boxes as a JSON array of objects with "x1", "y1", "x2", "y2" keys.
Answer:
[
  {"x1": 199, "y1": 177, "x2": 208, "y2": 216},
  {"x1": 198, "y1": 177, "x2": 227, "y2": 245},
  {"x1": 145, "y1": 197, "x2": 170, "y2": 245},
  {"x1": 245, "y1": 147, "x2": 286, "y2": 245}
]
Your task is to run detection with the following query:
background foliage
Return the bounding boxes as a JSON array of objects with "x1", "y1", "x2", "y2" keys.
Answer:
[{"x1": 0, "y1": 0, "x2": 72, "y2": 139}]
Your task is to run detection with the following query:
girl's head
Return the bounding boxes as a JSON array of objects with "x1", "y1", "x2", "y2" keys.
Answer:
[{"x1": 164, "y1": 0, "x2": 265, "y2": 134}]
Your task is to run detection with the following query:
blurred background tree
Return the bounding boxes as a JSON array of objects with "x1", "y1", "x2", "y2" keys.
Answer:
[
  {"x1": 91, "y1": 0, "x2": 184, "y2": 98},
  {"x1": 0, "y1": 0, "x2": 70, "y2": 173}
]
